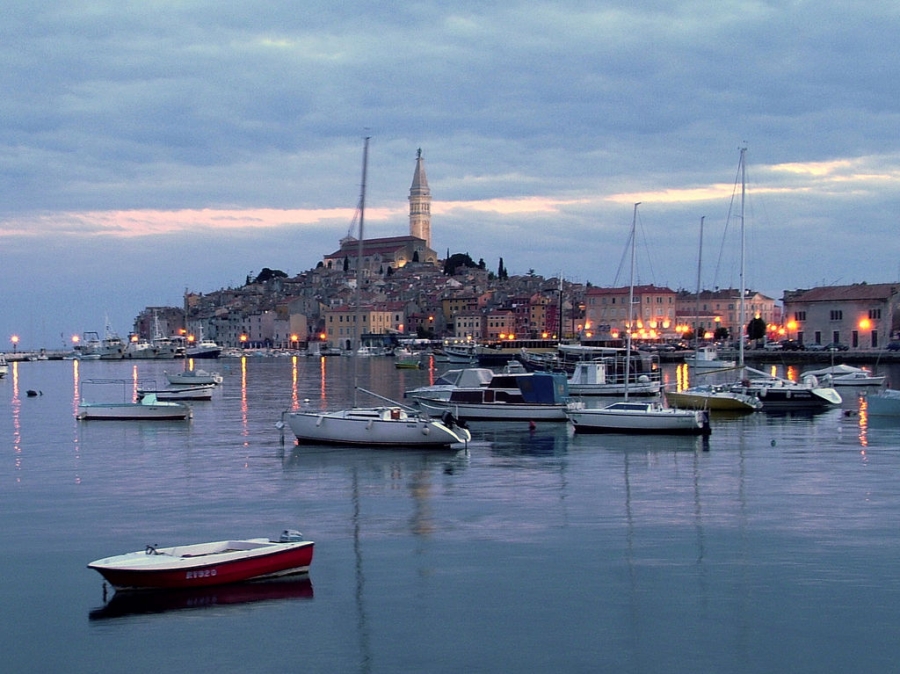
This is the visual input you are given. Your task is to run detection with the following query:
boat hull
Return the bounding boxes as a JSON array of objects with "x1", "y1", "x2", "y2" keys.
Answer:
[
  {"x1": 866, "y1": 390, "x2": 900, "y2": 417},
  {"x1": 568, "y1": 381, "x2": 660, "y2": 396},
  {"x1": 665, "y1": 389, "x2": 761, "y2": 412},
  {"x1": 733, "y1": 385, "x2": 841, "y2": 409},
  {"x1": 138, "y1": 385, "x2": 215, "y2": 401},
  {"x1": 418, "y1": 398, "x2": 569, "y2": 421},
  {"x1": 89, "y1": 539, "x2": 314, "y2": 591},
  {"x1": 165, "y1": 369, "x2": 223, "y2": 385},
  {"x1": 77, "y1": 402, "x2": 192, "y2": 420},
  {"x1": 567, "y1": 405, "x2": 709, "y2": 434},
  {"x1": 287, "y1": 408, "x2": 471, "y2": 447}
]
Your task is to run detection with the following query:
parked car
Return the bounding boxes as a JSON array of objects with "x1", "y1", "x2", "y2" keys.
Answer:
[
  {"x1": 780, "y1": 339, "x2": 804, "y2": 351},
  {"x1": 763, "y1": 341, "x2": 783, "y2": 351},
  {"x1": 805, "y1": 343, "x2": 827, "y2": 352},
  {"x1": 887, "y1": 341, "x2": 900, "y2": 352},
  {"x1": 825, "y1": 342, "x2": 849, "y2": 352}
]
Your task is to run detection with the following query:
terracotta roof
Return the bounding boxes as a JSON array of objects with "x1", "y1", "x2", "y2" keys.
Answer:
[
  {"x1": 586, "y1": 284, "x2": 675, "y2": 295},
  {"x1": 784, "y1": 283, "x2": 899, "y2": 303},
  {"x1": 326, "y1": 235, "x2": 427, "y2": 258}
]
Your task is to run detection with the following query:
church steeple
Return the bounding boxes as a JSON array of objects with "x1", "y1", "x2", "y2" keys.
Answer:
[{"x1": 408, "y1": 148, "x2": 432, "y2": 250}]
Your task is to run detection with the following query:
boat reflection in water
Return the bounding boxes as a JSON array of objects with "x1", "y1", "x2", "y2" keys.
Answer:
[{"x1": 89, "y1": 576, "x2": 314, "y2": 621}]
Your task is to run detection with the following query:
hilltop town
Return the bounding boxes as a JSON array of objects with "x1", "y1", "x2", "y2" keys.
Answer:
[{"x1": 131, "y1": 152, "x2": 900, "y2": 353}]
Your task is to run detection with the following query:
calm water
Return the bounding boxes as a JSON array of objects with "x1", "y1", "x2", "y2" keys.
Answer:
[{"x1": 3, "y1": 356, "x2": 900, "y2": 673}]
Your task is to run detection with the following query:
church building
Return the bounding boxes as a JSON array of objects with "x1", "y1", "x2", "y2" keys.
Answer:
[{"x1": 322, "y1": 149, "x2": 439, "y2": 273}]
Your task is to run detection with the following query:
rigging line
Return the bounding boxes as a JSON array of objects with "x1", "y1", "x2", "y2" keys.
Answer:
[
  {"x1": 711, "y1": 155, "x2": 744, "y2": 290},
  {"x1": 612, "y1": 221, "x2": 632, "y2": 287},
  {"x1": 634, "y1": 206, "x2": 658, "y2": 286}
]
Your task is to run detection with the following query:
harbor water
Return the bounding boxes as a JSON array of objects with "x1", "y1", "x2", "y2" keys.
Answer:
[{"x1": 3, "y1": 356, "x2": 900, "y2": 673}]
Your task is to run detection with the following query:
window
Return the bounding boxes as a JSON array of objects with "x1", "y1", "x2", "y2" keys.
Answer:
[
  {"x1": 872, "y1": 331, "x2": 878, "y2": 348},
  {"x1": 830, "y1": 310, "x2": 843, "y2": 321},
  {"x1": 794, "y1": 311, "x2": 806, "y2": 321},
  {"x1": 869, "y1": 309, "x2": 882, "y2": 320}
]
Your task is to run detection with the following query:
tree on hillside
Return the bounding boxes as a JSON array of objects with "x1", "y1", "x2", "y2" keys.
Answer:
[
  {"x1": 252, "y1": 268, "x2": 288, "y2": 284},
  {"x1": 443, "y1": 252, "x2": 478, "y2": 275}
]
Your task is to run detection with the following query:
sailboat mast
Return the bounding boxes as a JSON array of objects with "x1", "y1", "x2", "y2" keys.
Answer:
[
  {"x1": 352, "y1": 137, "x2": 370, "y2": 405},
  {"x1": 738, "y1": 146, "x2": 746, "y2": 368},
  {"x1": 624, "y1": 202, "x2": 639, "y2": 401},
  {"x1": 694, "y1": 215, "x2": 704, "y2": 350}
]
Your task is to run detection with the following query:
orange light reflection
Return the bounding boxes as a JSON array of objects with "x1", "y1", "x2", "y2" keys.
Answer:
[{"x1": 240, "y1": 356, "x2": 249, "y2": 437}]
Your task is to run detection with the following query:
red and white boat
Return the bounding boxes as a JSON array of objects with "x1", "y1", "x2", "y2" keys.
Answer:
[{"x1": 88, "y1": 531, "x2": 314, "y2": 591}]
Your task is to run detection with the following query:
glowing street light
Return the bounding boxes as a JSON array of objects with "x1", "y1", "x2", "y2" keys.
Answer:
[{"x1": 10, "y1": 335, "x2": 19, "y2": 354}]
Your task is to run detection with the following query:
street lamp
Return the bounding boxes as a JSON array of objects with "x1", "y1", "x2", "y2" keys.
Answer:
[
  {"x1": 11, "y1": 335, "x2": 19, "y2": 354},
  {"x1": 240, "y1": 334, "x2": 248, "y2": 350}
]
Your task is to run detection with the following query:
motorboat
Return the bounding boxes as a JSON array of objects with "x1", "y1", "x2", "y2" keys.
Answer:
[
  {"x1": 77, "y1": 393, "x2": 192, "y2": 420},
  {"x1": 185, "y1": 328, "x2": 222, "y2": 359},
  {"x1": 443, "y1": 341, "x2": 478, "y2": 364},
  {"x1": 0, "y1": 355, "x2": 7, "y2": 378},
  {"x1": 803, "y1": 364, "x2": 885, "y2": 388},
  {"x1": 285, "y1": 404, "x2": 471, "y2": 447},
  {"x1": 417, "y1": 371, "x2": 576, "y2": 421},
  {"x1": 566, "y1": 361, "x2": 660, "y2": 397},
  {"x1": 165, "y1": 368, "x2": 224, "y2": 385},
  {"x1": 729, "y1": 368, "x2": 842, "y2": 410},
  {"x1": 88, "y1": 531, "x2": 314, "y2": 591},
  {"x1": 567, "y1": 400, "x2": 710, "y2": 435},
  {"x1": 394, "y1": 348, "x2": 422, "y2": 369},
  {"x1": 866, "y1": 389, "x2": 900, "y2": 417},
  {"x1": 404, "y1": 367, "x2": 494, "y2": 402},
  {"x1": 665, "y1": 384, "x2": 762, "y2": 413},
  {"x1": 685, "y1": 345, "x2": 736, "y2": 370},
  {"x1": 137, "y1": 384, "x2": 216, "y2": 401}
]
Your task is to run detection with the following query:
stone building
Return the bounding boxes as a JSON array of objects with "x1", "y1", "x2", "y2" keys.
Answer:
[{"x1": 782, "y1": 283, "x2": 900, "y2": 348}]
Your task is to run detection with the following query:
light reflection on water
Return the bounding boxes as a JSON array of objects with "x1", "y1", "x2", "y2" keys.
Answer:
[{"x1": 3, "y1": 358, "x2": 900, "y2": 673}]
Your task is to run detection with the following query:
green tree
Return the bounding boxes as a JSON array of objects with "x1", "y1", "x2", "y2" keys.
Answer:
[
  {"x1": 747, "y1": 316, "x2": 767, "y2": 343},
  {"x1": 443, "y1": 253, "x2": 477, "y2": 275}
]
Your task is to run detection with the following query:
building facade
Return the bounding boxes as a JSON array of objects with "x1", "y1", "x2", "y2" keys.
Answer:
[
  {"x1": 782, "y1": 283, "x2": 900, "y2": 348},
  {"x1": 584, "y1": 285, "x2": 677, "y2": 340}
]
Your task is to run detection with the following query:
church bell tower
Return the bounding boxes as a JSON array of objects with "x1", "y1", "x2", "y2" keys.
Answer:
[{"x1": 408, "y1": 148, "x2": 432, "y2": 250}]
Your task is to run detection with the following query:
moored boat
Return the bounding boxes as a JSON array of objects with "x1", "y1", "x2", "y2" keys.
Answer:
[
  {"x1": 417, "y1": 371, "x2": 576, "y2": 421},
  {"x1": 137, "y1": 384, "x2": 216, "y2": 401},
  {"x1": 567, "y1": 400, "x2": 710, "y2": 434},
  {"x1": 566, "y1": 361, "x2": 660, "y2": 397},
  {"x1": 405, "y1": 367, "x2": 495, "y2": 402},
  {"x1": 685, "y1": 345, "x2": 736, "y2": 371},
  {"x1": 165, "y1": 368, "x2": 224, "y2": 385},
  {"x1": 285, "y1": 403, "x2": 471, "y2": 447},
  {"x1": 77, "y1": 393, "x2": 193, "y2": 420},
  {"x1": 88, "y1": 531, "x2": 314, "y2": 591},
  {"x1": 729, "y1": 369, "x2": 841, "y2": 409},
  {"x1": 565, "y1": 204, "x2": 709, "y2": 436},
  {"x1": 865, "y1": 389, "x2": 900, "y2": 417},
  {"x1": 803, "y1": 364, "x2": 885, "y2": 388},
  {"x1": 665, "y1": 384, "x2": 762, "y2": 412}
]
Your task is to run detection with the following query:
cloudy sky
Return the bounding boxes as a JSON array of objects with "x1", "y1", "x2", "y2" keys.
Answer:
[{"x1": 3, "y1": 1, "x2": 899, "y2": 349}]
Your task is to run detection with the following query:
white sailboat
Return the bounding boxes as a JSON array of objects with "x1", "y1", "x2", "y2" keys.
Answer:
[
  {"x1": 666, "y1": 213, "x2": 760, "y2": 412},
  {"x1": 567, "y1": 204, "x2": 710, "y2": 435},
  {"x1": 285, "y1": 138, "x2": 471, "y2": 448},
  {"x1": 720, "y1": 149, "x2": 839, "y2": 410}
]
